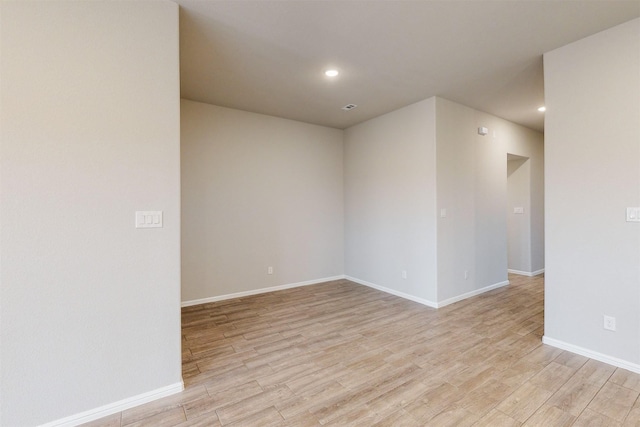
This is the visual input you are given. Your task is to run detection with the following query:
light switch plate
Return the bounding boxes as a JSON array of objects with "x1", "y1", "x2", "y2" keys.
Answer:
[
  {"x1": 136, "y1": 211, "x2": 163, "y2": 228},
  {"x1": 626, "y1": 207, "x2": 640, "y2": 222},
  {"x1": 514, "y1": 207, "x2": 524, "y2": 214}
]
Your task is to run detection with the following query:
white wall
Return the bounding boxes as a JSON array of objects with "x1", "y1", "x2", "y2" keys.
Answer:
[
  {"x1": 435, "y1": 99, "x2": 479, "y2": 301},
  {"x1": 343, "y1": 97, "x2": 542, "y2": 306},
  {"x1": 544, "y1": 18, "x2": 640, "y2": 367},
  {"x1": 507, "y1": 157, "x2": 532, "y2": 272},
  {"x1": 0, "y1": 2, "x2": 182, "y2": 425},
  {"x1": 344, "y1": 98, "x2": 438, "y2": 303},
  {"x1": 500, "y1": 116, "x2": 545, "y2": 274},
  {"x1": 436, "y1": 99, "x2": 543, "y2": 302},
  {"x1": 181, "y1": 100, "x2": 344, "y2": 303}
]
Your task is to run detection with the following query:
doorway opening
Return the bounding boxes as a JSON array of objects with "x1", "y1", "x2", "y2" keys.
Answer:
[{"x1": 507, "y1": 153, "x2": 532, "y2": 275}]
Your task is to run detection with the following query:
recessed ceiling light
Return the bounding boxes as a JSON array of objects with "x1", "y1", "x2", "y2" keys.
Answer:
[
  {"x1": 538, "y1": 106, "x2": 546, "y2": 112},
  {"x1": 325, "y1": 69, "x2": 339, "y2": 77}
]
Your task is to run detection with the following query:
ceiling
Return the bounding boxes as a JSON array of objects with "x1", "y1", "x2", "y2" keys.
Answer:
[{"x1": 176, "y1": 1, "x2": 640, "y2": 133}]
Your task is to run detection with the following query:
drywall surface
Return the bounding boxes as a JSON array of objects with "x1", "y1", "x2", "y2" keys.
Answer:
[
  {"x1": 436, "y1": 98, "x2": 543, "y2": 301},
  {"x1": 181, "y1": 100, "x2": 344, "y2": 302},
  {"x1": 499, "y1": 115, "x2": 545, "y2": 274},
  {"x1": 344, "y1": 98, "x2": 438, "y2": 302},
  {"x1": 0, "y1": 1, "x2": 182, "y2": 425},
  {"x1": 344, "y1": 96, "x2": 541, "y2": 305},
  {"x1": 544, "y1": 18, "x2": 640, "y2": 364},
  {"x1": 435, "y1": 99, "x2": 478, "y2": 301},
  {"x1": 507, "y1": 157, "x2": 532, "y2": 272}
]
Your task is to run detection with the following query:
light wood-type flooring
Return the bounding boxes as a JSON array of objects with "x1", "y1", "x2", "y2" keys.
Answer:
[{"x1": 85, "y1": 274, "x2": 640, "y2": 426}]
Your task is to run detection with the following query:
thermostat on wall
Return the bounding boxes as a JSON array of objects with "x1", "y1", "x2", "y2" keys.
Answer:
[{"x1": 478, "y1": 127, "x2": 489, "y2": 136}]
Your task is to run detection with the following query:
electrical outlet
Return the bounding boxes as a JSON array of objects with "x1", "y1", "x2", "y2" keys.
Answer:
[
  {"x1": 401, "y1": 270, "x2": 407, "y2": 279},
  {"x1": 267, "y1": 266, "x2": 273, "y2": 275},
  {"x1": 464, "y1": 270, "x2": 469, "y2": 280},
  {"x1": 603, "y1": 315, "x2": 616, "y2": 331}
]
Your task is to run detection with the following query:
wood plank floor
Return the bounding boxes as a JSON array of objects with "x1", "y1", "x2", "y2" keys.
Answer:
[{"x1": 85, "y1": 274, "x2": 640, "y2": 426}]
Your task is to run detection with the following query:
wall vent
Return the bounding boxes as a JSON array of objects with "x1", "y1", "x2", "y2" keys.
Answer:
[{"x1": 342, "y1": 104, "x2": 358, "y2": 111}]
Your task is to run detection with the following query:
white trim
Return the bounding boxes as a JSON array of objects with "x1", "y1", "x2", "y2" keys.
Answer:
[
  {"x1": 40, "y1": 381, "x2": 184, "y2": 427},
  {"x1": 508, "y1": 268, "x2": 545, "y2": 277},
  {"x1": 181, "y1": 275, "x2": 347, "y2": 307},
  {"x1": 345, "y1": 276, "x2": 438, "y2": 308},
  {"x1": 436, "y1": 280, "x2": 510, "y2": 308},
  {"x1": 346, "y1": 276, "x2": 510, "y2": 309},
  {"x1": 542, "y1": 336, "x2": 640, "y2": 375}
]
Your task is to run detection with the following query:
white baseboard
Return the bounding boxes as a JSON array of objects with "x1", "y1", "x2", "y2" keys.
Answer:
[
  {"x1": 542, "y1": 336, "x2": 640, "y2": 374},
  {"x1": 345, "y1": 276, "x2": 438, "y2": 308},
  {"x1": 508, "y1": 268, "x2": 545, "y2": 277},
  {"x1": 181, "y1": 275, "x2": 347, "y2": 307},
  {"x1": 436, "y1": 280, "x2": 510, "y2": 308},
  {"x1": 41, "y1": 381, "x2": 184, "y2": 427},
  {"x1": 346, "y1": 276, "x2": 510, "y2": 309}
]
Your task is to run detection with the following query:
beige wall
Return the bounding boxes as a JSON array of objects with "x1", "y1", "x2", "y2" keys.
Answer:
[
  {"x1": 544, "y1": 18, "x2": 640, "y2": 367},
  {"x1": 0, "y1": 1, "x2": 182, "y2": 425},
  {"x1": 185, "y1": 95, "x2": 543, "y2": 309},
  {"x1": 435, "y1": 99, "x2": 480, "y2": 302},
  {"x1": 180, "y1": 100, "x2": 344, "y2": 303},
  {"x1": 343, "y1": 97, "x2": 542, "y2": 306},
  {"x1": 344, "y1": 98, "x2": 438, "y2": 303},
  {"x1": 435, "y1": 99, "x2": 544, "y2": 303},
  {"x1": 508, "y1": 157, "x2": 532, "y2": 272},
  {"x1": 499, "y1": 113, "x2": 545, "y2": 274}
]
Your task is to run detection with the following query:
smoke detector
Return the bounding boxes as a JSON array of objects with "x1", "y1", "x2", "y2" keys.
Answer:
[{"x1": 342, "y1": 104, "x2": 358, "y2": 111}]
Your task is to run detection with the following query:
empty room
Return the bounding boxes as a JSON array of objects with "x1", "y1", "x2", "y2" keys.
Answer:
[{"x1": 1, "y1": 1, "x2": 639, "y2": 426}]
